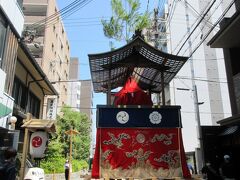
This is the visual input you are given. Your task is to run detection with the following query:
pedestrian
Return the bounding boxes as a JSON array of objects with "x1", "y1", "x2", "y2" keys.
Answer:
[
  {"x1": 64, "y1": 159, "x2": 70, "y2": 180},
  {"x1": 0, "y1": 147, "x2": 17, "y2": 180},
  {"x1": 202, "y1": 161, "x2": 220, "y2": 180},
  {"x1": 219, "y1": 154, "x2": 236, "y2": 180},
  {"x1": 187, "y1": 163, "x2": 194, "y2": 174}
]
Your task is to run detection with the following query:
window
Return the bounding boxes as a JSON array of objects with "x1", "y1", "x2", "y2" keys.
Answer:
[
  {"x1": 0, "y1": 14, "x2": 7, "y2": 67},
  {"x1": 12, "y1": 77, "x2": 27, "y2": 110},
  {"x1": 52, "y1": 43, "x2": 54, "y2": 51},
  {"x1": 28, "y1": 91, "x2": 40, "y2": 118},
  {"x1": 12, "y1": 77, "x2": 40, "y2": 118}
]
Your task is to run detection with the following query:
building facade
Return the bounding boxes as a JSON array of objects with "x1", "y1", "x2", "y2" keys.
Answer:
[
  {"x1": 205, "y1": 0, "x2": 240, "y2": 170},
  {"x1": 0, "y1": 0, "x2": 24, "y2": 129},
  {"x1": 0, "y1": 0, "x2": 58, "y2": 165},
  {"x1": 79, "y1": 80, "x2": 93, "y2": 122},
  {"x1": 22, "y1": 0, "x2": 70, "y2": 117},
  {"x1": 68, "y1": 57, "x2": 81, "y2": 112},
  {"x1": 165, "y1": 0, "x2": 232, "y2": 153},
  {"x1": 68, "y1": 57, "x2": 93, "y2": 121}
]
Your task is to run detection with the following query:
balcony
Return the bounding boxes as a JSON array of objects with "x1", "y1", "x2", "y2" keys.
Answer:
[
  {"x1": 24, "y1": 15, "x2": 46, "y2": 24},
  {"x1": 23, "y1": 0, "x2": 48, "y2": 16},
  {"x1": 23, "y1": 0, "x2": 48, "y2": 4},
  {"x1": 23, "y1": 3, "x2": 47, "y2": 16}
]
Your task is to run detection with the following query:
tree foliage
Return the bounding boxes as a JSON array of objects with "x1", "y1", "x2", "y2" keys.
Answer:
[
  {"x1": 101, "y1": 0, "x2": 151, "y2": 42},
  {"x1": 57, "y1": 106, "x2": 91, "y2": 160},
  {"x1": 40, "y1": 106, "x2": 91, "y2": 173}
]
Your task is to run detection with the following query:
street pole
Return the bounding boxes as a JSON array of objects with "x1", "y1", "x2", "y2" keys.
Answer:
[
  {"x1": 176, "y1": 86, "x2": 205, "y2": 171},
  {"x1": 65, "y1": 129, "x2": 80, "y2": 180},
  {"x1": 19, "y1": 113, "x2": 31, "y2": 180},
  {"x1": 193, "y1": 85, "x2": 205, "y2": 168}
]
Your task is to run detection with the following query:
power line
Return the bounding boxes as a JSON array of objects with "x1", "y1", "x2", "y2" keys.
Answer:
[
  {"x1": 181, "y1": 111, "x2": 231, "y2": 115},
  {"x1": 26, "y1": 0, "x2": 93, "y2": 32},
  {"x1": 170, "y1": 0, "x2": 223, "y2": 54},
  {"x1": 187, "y1": 0, "x2": 236, "y2": 58},
  {"x1": 176, "y1": 0, "x2": 216, "y2": 55},
  {"x1": 175, "y1": 76, "x2": 227, "y2": 83},
  {"x1": 181, "y1": 0, "x2": 225, "y2": 55},
  {"x1": 43, "y1": 0, "x2": 93, "y2": 30},
  {"x1": 29, "y1": 0, "x2": 86, "y2": 29}
]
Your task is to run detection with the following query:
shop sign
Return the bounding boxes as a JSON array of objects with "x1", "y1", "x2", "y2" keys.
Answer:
[{"x1": 46, "y1": 98, "x2": 57, "y2": 120}]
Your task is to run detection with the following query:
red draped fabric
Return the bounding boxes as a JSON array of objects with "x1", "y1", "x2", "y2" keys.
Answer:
[
  {"x1": 92, "y1": 78, "x2": 191, "y2": 179},
  {"x1": 92, "y1": 128, "x2": 191, "y2": 179},
  {"x1": 114, "y1": 78, "x2": 153, "y2": 106}
]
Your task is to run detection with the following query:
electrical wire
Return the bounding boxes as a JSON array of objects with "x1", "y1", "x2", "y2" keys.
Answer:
[
  {"x1": 187, "y1": 0, "x2": 237, "y2": 58},
  {"x1": 176, "y1": 0, "x2": 216, "y2": 55},
  {"x1": 175, "y1": 76, "x2": 227, "y2": 83},
  {"x1": 180, "y1": 0, "x2": 225, "y2": 55},
  {"x1": 27, "y1": 0, "x2": 93, "y2": 32},
  {"x1": 43, "y1": 0, "x2": 94, "y2": 30},
  {"x1": 29, "y1": 0, "x2": 85, "y2": 29}
]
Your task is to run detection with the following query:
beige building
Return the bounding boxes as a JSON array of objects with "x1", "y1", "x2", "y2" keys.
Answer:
[
  {"x1": 68, "y1": 57, "x2": 93, "y2": 121},
  {"x1": 22, "y1": 0, "x2": 70, "y2": 118},
  {"x1": 79, "y1": 80, "x2": 93, "y2": 122}
]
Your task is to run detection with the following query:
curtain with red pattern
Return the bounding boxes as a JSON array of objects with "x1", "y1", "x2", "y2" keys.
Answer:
[{"x1": 92, "y1": 128, "x2": 191, "y2": 179}]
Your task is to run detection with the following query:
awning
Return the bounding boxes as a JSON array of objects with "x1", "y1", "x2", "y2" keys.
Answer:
[
  {"x1": 88, "y1": 33, "x2": 188, "y2": 93},
  {"x1": 21, "y1": 119, "x2": 56, "y2": 133},
  {"x1": 219, "y1": 125, "x2": 239, "y2": 136},
  {"x1": 18, "y1": 42, "x2": 58, "y2": 96}
]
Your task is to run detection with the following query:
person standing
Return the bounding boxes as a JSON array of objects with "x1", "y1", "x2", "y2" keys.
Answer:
[
  {"x1": 64, "y1": 159, "x2": 70, "y2": 180},
  {"x1": 219, "y1": 155, "x2": 236, "y2": 180},
  {"x1": 0, "y1": 147, "x2": 17, "y2": 180},
  {"x1": 187, "y1": 163, "x2": 194, "y2": 174}
]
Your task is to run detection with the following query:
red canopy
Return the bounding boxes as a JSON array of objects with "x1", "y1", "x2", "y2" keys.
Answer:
[{"x1": 114, "y1": 78, "x2": 153, "y2": 106}]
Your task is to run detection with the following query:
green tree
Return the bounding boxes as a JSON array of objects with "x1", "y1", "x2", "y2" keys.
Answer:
[
  {"x1": 101, "y1": 0, "x2": 151, "y2": 42},
  {"x1": 41, "y1": 106, "x2": 91, "y2": 173},
  {"x1": 57, "y1": 106, "x2": 91, "y2": 161}
]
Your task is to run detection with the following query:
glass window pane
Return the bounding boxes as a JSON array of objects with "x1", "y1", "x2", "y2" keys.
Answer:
[{"x1": 0, "y1": 15, "x2": 7, "y2": 67}]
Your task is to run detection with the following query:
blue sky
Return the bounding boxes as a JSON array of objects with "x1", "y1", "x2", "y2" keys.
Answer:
[
  {"x1": 57, "y1": 0, "x2": 159, "y2": 108},
  {"x1": 56, "y1": 1, "x2": 160, "y2": 142}
]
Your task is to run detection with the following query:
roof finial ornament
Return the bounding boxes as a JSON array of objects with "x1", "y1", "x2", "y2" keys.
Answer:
[{"x1": 132, "y1": 30, "x2": 144, "y2": 39}]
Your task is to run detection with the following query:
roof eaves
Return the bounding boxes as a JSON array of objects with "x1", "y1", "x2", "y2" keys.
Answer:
[{"x1": 19, "y1": 41, "x2": 58, "y2": 96}]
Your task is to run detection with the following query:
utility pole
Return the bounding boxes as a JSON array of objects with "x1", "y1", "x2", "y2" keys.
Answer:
[
  {"x1": 65, "y1": 129, "x2": 80, "y2": 180},
  {"x1": 183, "y1": 0, "x2": 205, "y2": 171},
  {"x1": 193, "y1": 85, "x2": 205, "y2": 168}
]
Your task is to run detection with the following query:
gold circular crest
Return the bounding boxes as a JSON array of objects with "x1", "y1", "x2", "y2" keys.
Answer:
[{"x1": 136, "y1": 133, "x2": 145, "y2": 143}]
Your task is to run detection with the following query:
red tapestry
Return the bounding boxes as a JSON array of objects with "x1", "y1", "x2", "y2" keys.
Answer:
[{"x1": 92, "y1": 128, "x2": 191, "y2": 179}]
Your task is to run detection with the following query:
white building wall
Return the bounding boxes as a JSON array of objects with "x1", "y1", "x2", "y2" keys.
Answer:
[
  {"x1": 0, "y1": 0, "x2": 24, "y2": 36},
  {"x1": 167, "y1": 0, "x2": 231, "y2": 152},
  {"x1": 67, "y1": 82, "x2": 81, "y2": 112}
]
